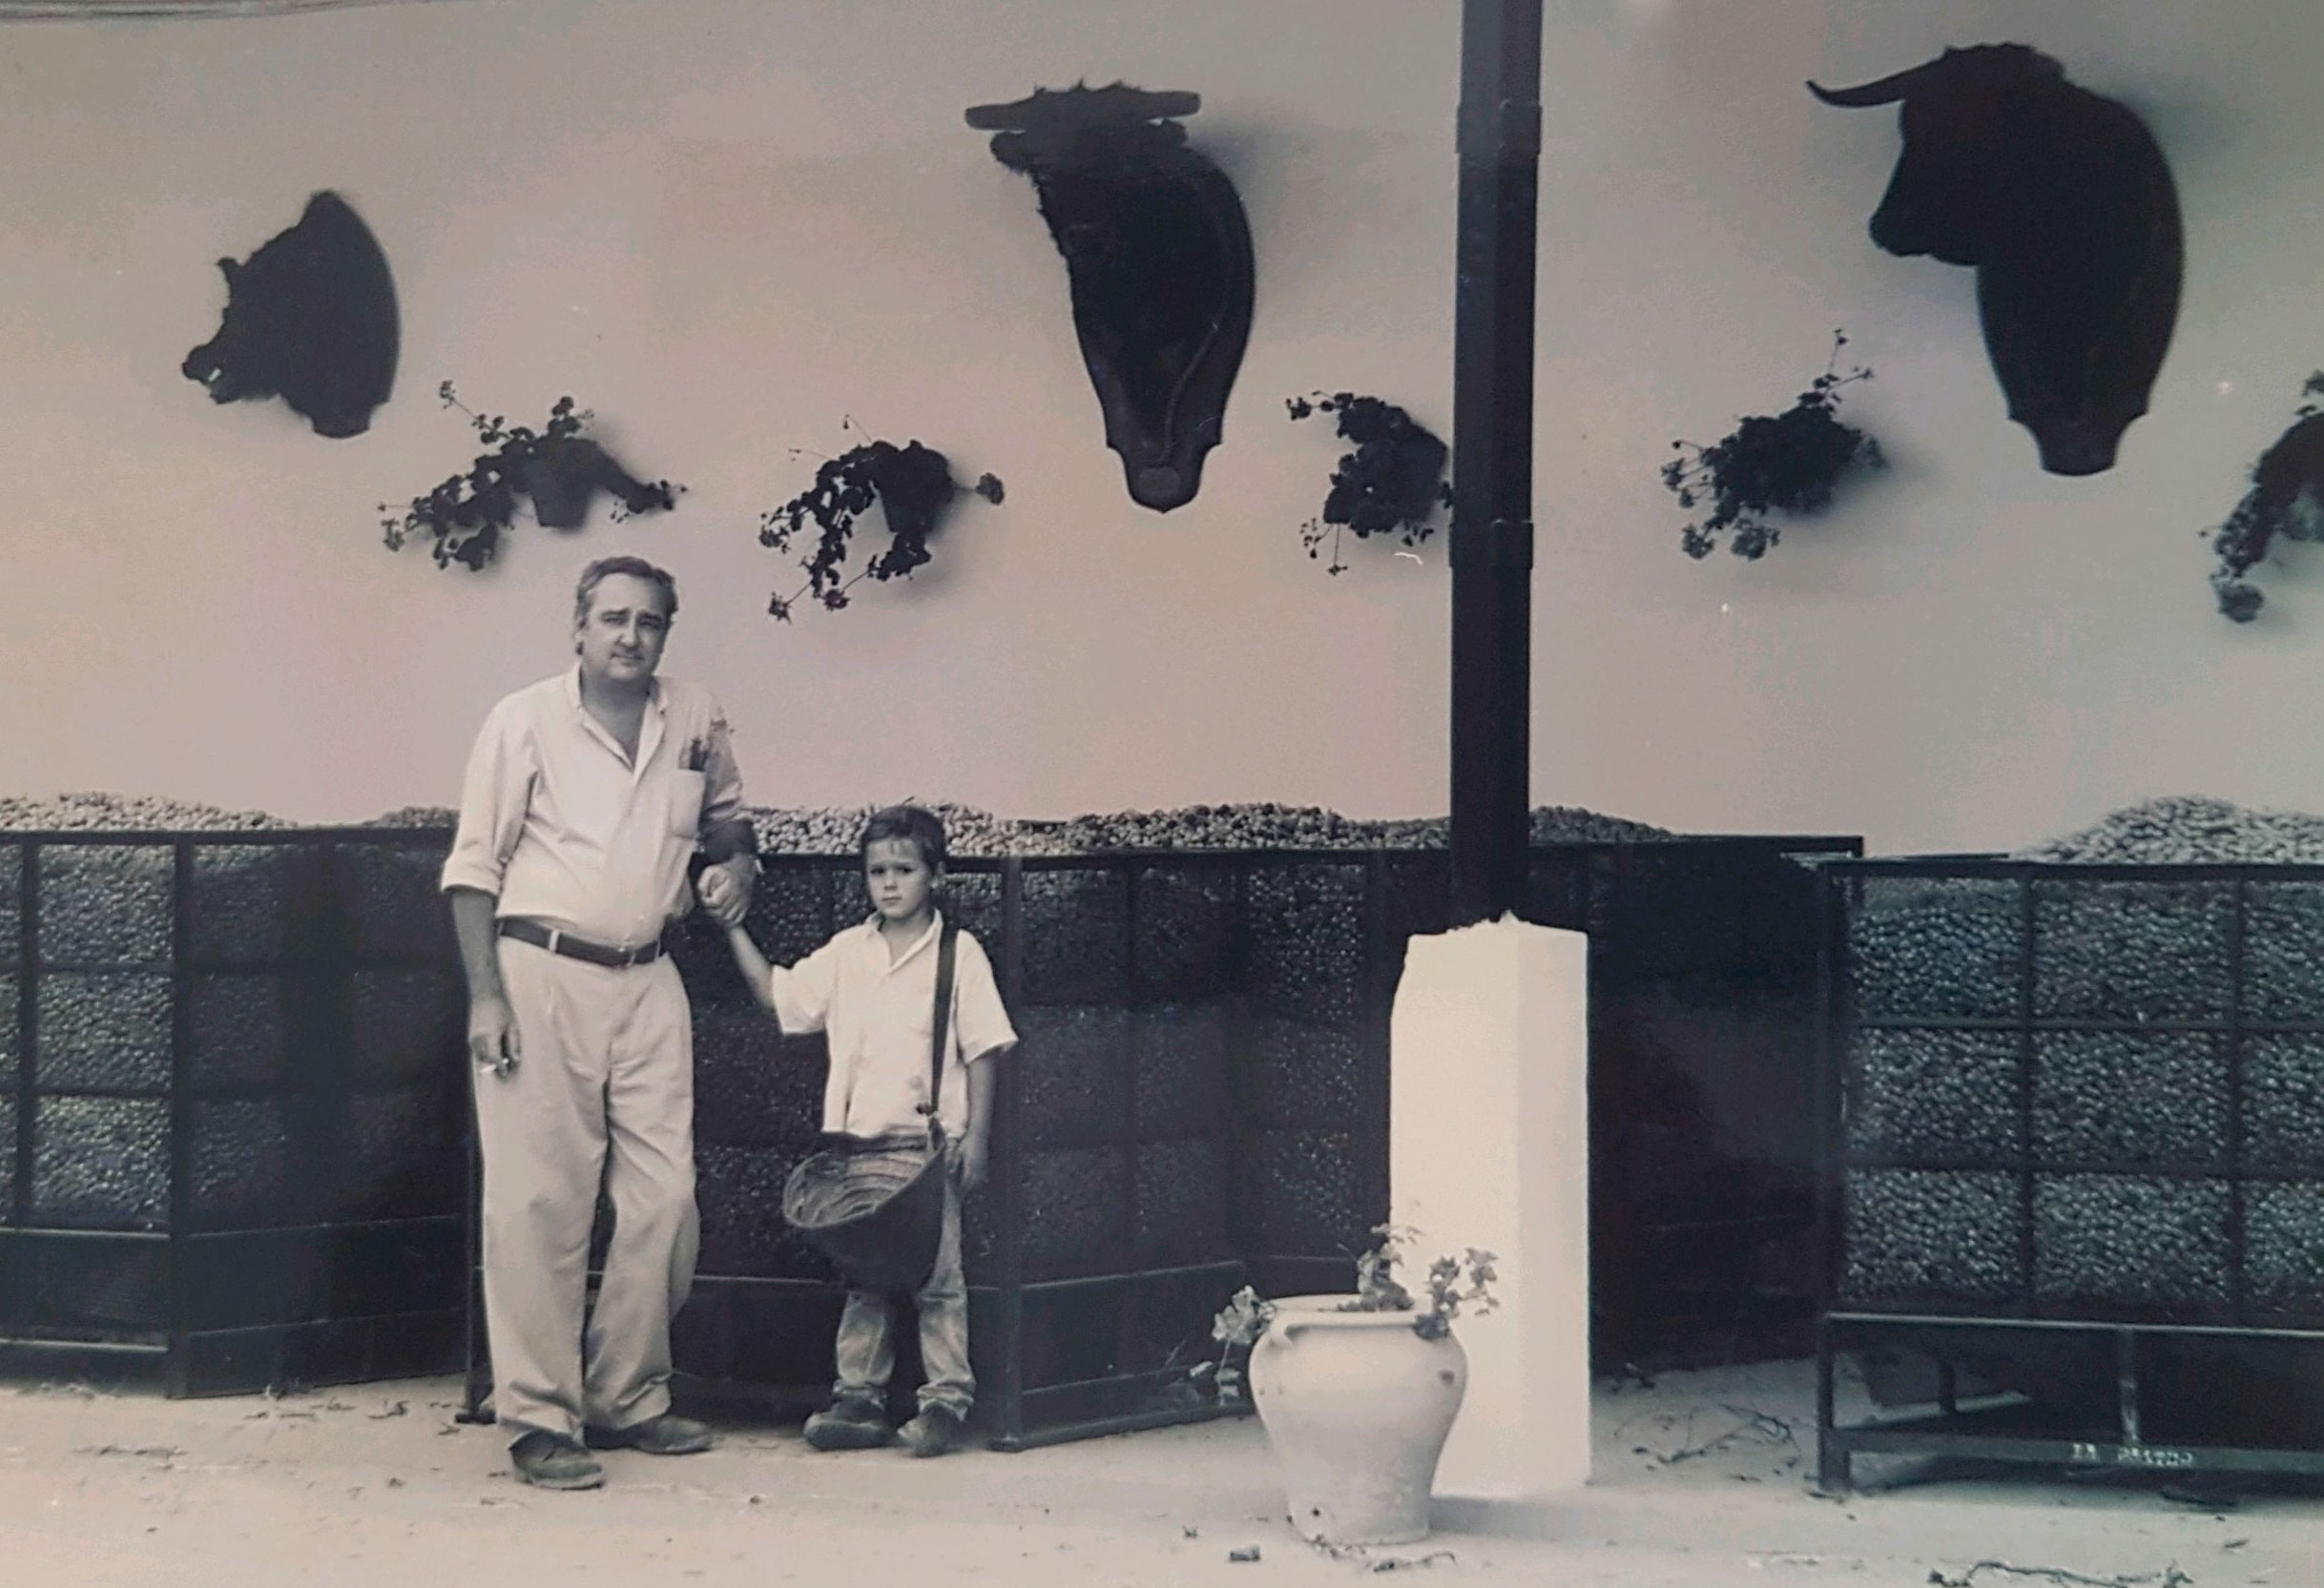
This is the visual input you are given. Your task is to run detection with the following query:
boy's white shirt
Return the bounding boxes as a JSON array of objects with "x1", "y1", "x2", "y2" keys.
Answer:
[{"x1": 766, "y1": 909, "x2": 1017, "y2": 1139}]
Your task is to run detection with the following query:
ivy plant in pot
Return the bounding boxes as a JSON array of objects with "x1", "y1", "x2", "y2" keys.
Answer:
[
  {"x1": 758, "y1": 423, "x2": 1005, "y2": 622},
  {"x1": 380, "y1": 382, "x2": 682, "y2": 571},
  {"x1": 1193, "y1": 1226, "x2": 1497, "y2": 1548},
  {"x1": 2206, "y1": 371, "x2": 2324, "y2": 623},
  {"x1": 1662, "y1": 331, "x2": 1883, "y2": 560},
  {"x1": 1286, "y1": 391, "x2": 1452, "y2": 575}
]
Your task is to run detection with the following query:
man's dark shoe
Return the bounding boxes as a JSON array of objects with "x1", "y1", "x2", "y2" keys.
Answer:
[
  {"x1": 802, "y1": 1394, "x2": 893, "y2": 1452},
  {"x1": 583, "y1": 1413, "x2": 714, "y2": 1454},
  {"x1": 898, "y1": 1404, "x2": 966, "y2": 1458},
  {"x1": 509, "y1": 1430, "x2": 605, "y2": 1491}
]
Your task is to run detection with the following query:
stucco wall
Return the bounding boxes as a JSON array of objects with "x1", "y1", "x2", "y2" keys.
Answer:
[{"x1": 3, "y1": 0, "x2": 2318, "y2": 853}]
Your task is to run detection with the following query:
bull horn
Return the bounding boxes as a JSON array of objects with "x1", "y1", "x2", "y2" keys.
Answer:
[{"x1": 1807, "y1": 58, "x2": 1945, "y2": 107}]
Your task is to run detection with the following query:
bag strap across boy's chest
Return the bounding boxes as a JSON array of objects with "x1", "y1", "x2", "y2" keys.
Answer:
[{"x1": 923, "y1": 921, "x2": 959, "y2": 1138}]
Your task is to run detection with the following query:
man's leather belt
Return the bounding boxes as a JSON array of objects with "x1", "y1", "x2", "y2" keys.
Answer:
[{"x1": 498, "y1": 918, "x2": 665, "y2": 968}]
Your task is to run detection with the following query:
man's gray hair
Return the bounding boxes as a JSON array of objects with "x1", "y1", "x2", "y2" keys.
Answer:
[{"x1": 574, "y1": 556, "x2": 679, "y2": 626}]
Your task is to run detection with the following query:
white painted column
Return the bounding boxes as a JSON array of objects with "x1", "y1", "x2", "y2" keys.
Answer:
[{"x1": 1389, "y1": 915, "x2": 1590, "y2": 1498}]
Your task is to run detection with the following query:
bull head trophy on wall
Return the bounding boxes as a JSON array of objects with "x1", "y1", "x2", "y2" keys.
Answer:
[
  {"x1": 1810, "y1": 45, "x2": 2183, "y2": 477},
  {"x1": 967, "y1": 83, "x2": 1255, "y2": 512}
]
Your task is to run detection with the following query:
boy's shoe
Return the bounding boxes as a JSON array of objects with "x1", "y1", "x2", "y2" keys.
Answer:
[
  {"x1": 802, "y1": 1394, "x2": 893, "y2": 1451},
  {"x1": 509, "y1": 1431, "x2": 605, "y2": 1491},
  {"x1": 583, "y1": 1413, "x2": 714, "y2": 1454},
  {"x1": 898, "y1": 1405, "x2": 966, "y2": 1458}
]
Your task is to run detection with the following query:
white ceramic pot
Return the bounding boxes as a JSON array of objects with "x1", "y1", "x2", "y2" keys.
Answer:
[{"x1": 1246, "y1": 1295, "x2": 1469, "y2": 1547}]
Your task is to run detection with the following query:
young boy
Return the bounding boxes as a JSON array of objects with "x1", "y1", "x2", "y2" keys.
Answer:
[{"x1": 720, "y1": 805, "x2": 1016, "y2": 1456}]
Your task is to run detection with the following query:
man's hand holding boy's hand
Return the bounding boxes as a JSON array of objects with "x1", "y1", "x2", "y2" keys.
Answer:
[{"x1": 698, "y1": 864, "x2": 751, "y2": 929}]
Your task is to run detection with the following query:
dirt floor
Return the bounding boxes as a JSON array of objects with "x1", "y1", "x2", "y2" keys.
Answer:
[{"x1": 1, "y1": 1358, "x2": 2316, "y2": 1588}]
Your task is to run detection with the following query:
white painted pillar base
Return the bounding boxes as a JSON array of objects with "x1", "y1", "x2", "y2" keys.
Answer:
[{"x1": 1389, "y1": 914, "x2": 1590, "y2": 1499}]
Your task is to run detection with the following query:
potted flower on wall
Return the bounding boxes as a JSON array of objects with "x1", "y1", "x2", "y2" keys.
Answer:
[
  {"x1": 380, "y1": 382, "x2": 682, "y2": 571},
  {"x1": 757, "y1": 422, "x2": 1004, "y2": 621},
  {"x1": 2207, "y1": 371, "x2": 2324, "y2": 622},
  {"x1": 1194, "y1": 1226, "x2": 1497, "y2": 1548},
  {"x1": 1286, "y1": 390, "x2": 1452, "y2": 575},
  {"x1": 1663, "y1": 331, "x2": 1884, "y2": 560}
]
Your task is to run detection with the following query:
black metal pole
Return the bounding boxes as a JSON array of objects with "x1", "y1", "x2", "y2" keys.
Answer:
[{"x1": 1448, "y1": 0, "x2": 1544, "y2": 927}]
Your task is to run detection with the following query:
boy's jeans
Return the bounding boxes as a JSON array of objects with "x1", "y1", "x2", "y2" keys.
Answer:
[{"x1": 832, "y1": 1163, "x2": 973, "y2": 1419}]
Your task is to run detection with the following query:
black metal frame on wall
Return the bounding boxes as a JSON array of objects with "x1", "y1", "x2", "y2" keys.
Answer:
[
  {"x1": 0, "y1": 820, "x2": 1850, "y2": 1421},
  {"x1": 0, "y1": 830, "x2": 467, "y2": 1396},
  {"x1": 1814, "y1": 857, "x2": 2324, "y2": 1491},
  {"x1": 1561, "y1": 837, "x2": 1860, "y2": 1371}
]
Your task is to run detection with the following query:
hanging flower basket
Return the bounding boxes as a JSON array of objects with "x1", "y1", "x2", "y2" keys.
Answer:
[
  {"x1": 757, "y1": 427, "x2": 1004, "y2": 621},
  {"x1": 2208, "y1": 373, "x2": 2324, "y2": 623},
  {"x1": 1287, "y1": 391, "x2": 1451, "y2": 575},
  {"x1": 521, "y1": 439, "x2": 599, "y2": 530},
  {"x1": 1663, "y1": 331, "x2": 1883, "y2": 560},
  {"x1": 380, "y1": 383, "x2": 683, "y2": 570}
]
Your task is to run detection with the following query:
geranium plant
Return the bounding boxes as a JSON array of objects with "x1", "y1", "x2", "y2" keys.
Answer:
[
  {"x1": 1663, "y1": 331, "x2": 1883, "y2": 560},
  {"x1": 758, "y1": 423, "x2": 1004, "y2": 621},
  {"x1": 381, "y1": 382, "x2": 682, "y2": 571},
  {"x1": 1287, "y1": 392, "x2": 1453, "y2": 574},
  {"x1": 1190, "y1": 1225, "x2": 1498, "y2": 1408},
  {"x1": 2208, "y1": 372, "x2": 2324, "y2": 623}
]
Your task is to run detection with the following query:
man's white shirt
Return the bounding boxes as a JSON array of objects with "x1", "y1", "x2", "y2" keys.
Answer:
[{"x1": 442, "y1": 668, "x2": 745, "y2": 948}]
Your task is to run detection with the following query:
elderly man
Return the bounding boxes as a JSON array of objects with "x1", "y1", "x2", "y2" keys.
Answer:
[{"x1": 442, "y1": 555, "x2": 760, "y2": 1492}]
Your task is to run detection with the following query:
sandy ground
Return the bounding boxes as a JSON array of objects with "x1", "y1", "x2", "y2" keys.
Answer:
[{"x1": 1, "y1": 1359, "x2": 2318, "y2": 1588}]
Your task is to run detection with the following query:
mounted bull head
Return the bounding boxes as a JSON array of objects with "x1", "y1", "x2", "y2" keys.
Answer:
[
  {"x1": 183, "y1": 191, "x2": 399, "y2": 440},
  {"x1": 967, "y1": 83, "x2": 1255, "y2": 512},
  {"x1": 1810, "y1": 45, "x2": 2182, "y2": 476}
]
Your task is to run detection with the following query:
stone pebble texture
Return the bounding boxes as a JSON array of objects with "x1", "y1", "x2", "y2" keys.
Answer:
[
  {"x1": 2245, "y1": 1181, "x2": 2324, "y2": 1312},
  {"x1": 184, "y1": 976, "x2": 292, "y2": 1097},
  {"x1": 189, "y1": 1096, "x2": 293, "y2": 1225},
  {"x1": 31, "y1": 1095, "x2": 169, "y2": 1228},
  {"x1": 184, "y1": 845, "x2": 298, "y2": 966},
  {"x1": 1, "y1": 799, "x2": 470, "y2": 1233},
  {"x1": 0, "y1": 792, "x2": 1676, "y2": 849},
  {"x1": 1842, "y1": 1167, "x2": 2023, "y2": 1304},
  {"x1": 1845, "y1": 795, "x2": 2324, "y2": 1318}
]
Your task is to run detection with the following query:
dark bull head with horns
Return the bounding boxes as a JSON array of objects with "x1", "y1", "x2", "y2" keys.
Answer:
[
  {"x1": 1810, "y1": 45, "x2": 2182, "y2": 476},
  {"x1": 967, "y1": 83, "x2": 1255, "y2": 512}
]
